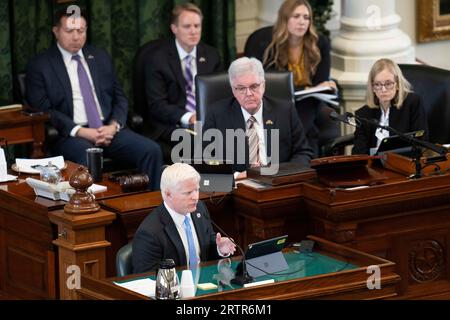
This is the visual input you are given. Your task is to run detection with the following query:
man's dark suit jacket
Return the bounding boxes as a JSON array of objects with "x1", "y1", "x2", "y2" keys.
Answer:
[
  {"x1": 352, "y1": 92, "x2": 429, "y2": 155},
  {"x1": 132, "y1": 201, "x2": 220, "y2": 273},
  {"x1": 145, "y1": 38, "x2": 222, "y2": 140},
  {"x1": 26, "y1": 45, "x2": 128, "y2": 137},
  {"x1": 202, "y1": 96, "x2": 314, "y2": 172}
]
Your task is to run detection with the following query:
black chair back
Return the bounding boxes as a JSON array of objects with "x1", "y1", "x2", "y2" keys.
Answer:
[
  {"x1": 116, "y1": 242, "x2": 133, "y2": 277},
  {"x1": 132, "y1": 39, "x2": 165, "y2": 124},
  {"x1": 195, "y1": 71, "x2": 294, "y2": 123},
  {"x1": 244, "y1": 26, "x2": 273, "y2": 61},
  {"x1": 399, "y1": 64, "x2": 450, "y2": 144},
  {"x1": 16, "y1": 73, "x2": 29, "y2": 105}
]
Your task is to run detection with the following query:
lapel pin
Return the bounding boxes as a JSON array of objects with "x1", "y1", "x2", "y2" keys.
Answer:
[
  {"x1": 199, "y1": 57, "x2": 206, "y2": 62},
  {"x1": 87, "y1": 55, "x2": 94, "y2": 59},
  {"x1": 265, "y1": 120, "x2": 273, "y2": 125},
  {"x1": 196, "y1": 212, "x2": 201, "y2": 218}
]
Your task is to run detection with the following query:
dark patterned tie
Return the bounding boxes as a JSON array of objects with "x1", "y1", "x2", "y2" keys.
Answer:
[
  {"x1": 72, "y1": 55, "x2": 102, "y2": 128},
  {"x1": 184, "y1": 55, "x2": 196, "y2": 113},
  {"x1": 247, "y1": 116, "x2": 260, "y2": 167}
]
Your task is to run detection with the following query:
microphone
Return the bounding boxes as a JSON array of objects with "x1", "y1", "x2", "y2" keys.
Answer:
[
  {"x1": 209, "y1": 219, "x2": 253, "y2": 285},
  {"x1": 329, "y1": 111, "x2": 357, "y2": 127}
]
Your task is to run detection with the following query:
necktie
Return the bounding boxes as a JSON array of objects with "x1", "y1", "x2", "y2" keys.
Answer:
[
  {"x1": 72, "y1": 55, "x2": 102, "y2": 128},
  {"x1": 183, "y1": 55, "x2": 196, "y2": 113},
  {"x1": 247, "y1": 116, "x2": 260, "y2": 167},
  {"x1": 183, "y1": 215, "x2": 198, "y2": 267}
]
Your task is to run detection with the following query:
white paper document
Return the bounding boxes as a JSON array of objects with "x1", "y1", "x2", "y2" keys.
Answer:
[
  {"x1": 114, "y1": 278, "x2": 156, "y2": 297},
  {"x1": 15, "y1": 156, "x2": 65, "y2": 174},
  {"x1": 26, "y1": 178, "x2": 107, "y2": 201},
  {"x1": 0, "y1": 147, "x2": 7, "y2": 181},
  {"x1": 294, "y1": 86, "x2": 338, "y2": 106},
  {"x1": 294, "y1": 85, "x2": 333, "y2": 96}
]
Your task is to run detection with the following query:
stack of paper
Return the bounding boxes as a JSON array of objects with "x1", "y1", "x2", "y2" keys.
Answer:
[
  {"x1": 294, "y1": 86, "x2": 338, "y2": 107},
  {"x1": 15, "y1": 156, "x2": 65, "y2": 174},
  {"x1": 114, "y1": 278, "x2": 156, "y2": 297},
  {"x1": 26, "y1": 178, "x2": 108, "y2": 201}
]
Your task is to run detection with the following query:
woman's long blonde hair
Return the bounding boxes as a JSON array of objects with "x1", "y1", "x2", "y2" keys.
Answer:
[
  {"x1": 366, "y1": 58, "x2": 412, "y2": 109},
  {"x1": 263, "y1": 0, "x2": 321, "y2": 84}
]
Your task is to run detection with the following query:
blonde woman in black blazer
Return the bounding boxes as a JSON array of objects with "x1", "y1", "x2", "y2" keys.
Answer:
[{"x1": 352, "y1": 58, "x2": 428, "y2": 155}]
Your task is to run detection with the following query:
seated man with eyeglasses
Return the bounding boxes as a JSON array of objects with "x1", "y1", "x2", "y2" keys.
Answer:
[
  {"x1": 202, "y1": 57, "x2": 313, "y2": 177},
  {"x1": 352, "y1": 58, "x2": 428, "y2": 155}
]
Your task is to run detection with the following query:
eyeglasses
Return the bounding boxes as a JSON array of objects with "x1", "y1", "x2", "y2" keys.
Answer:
[
  {"x1": 373, "y1": 81, "x2": 396, "y2": 91},
  {"x1": 233, "y1": 82, "x2": 263, "y2": 95}
]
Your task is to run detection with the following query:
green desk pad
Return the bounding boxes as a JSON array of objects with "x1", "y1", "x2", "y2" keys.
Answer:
[{"x1": 116, "y1": 251, "x2": 356, "y2": 297}]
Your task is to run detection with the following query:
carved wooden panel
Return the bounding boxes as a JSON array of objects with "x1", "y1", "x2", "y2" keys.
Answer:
[{"x1": 409, "y1": 239, "x2": 445, "y2": 283}]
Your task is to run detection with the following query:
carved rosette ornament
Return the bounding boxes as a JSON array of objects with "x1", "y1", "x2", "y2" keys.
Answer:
[
  {"x1": 64, "y1": 166, "x2": 100, "y2": 214},
  {"x1": 409, "y1": 240, "x2": 444, "y2": 283}
]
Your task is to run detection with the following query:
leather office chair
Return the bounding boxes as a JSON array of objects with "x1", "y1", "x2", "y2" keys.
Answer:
[
  {"x1": 398, "y1": 64, "x2": 450, "y2": 144},
  {"x1": 116, "y1": 242, "x2": 133, "y2": 277},
  {"x1": 243, "y1": 25, "x2": 273, "y2": 61},
  {"x1": 195, "y1": 71, "x2": 295, "y2": 123},
  {"x1": 132, "y1": 39, "x2": 174, "y2": 163}
]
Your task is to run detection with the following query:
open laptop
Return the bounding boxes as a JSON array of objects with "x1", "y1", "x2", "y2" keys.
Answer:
[
  {"x1": 181, "y1": 159, "x2": 234, "y2": 193},
  {"x1": 243, "y1": 235, "x2": 289, "y2": 278},
  {"x1": 376, "y1": 130, "x2": 425, "y2": 156}
]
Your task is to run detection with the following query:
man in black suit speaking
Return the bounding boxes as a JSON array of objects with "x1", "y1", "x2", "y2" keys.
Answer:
[
  {"x1": 202, "y1": 57, "x2": 313, "y2": 176},
  {"x1": 145, "y1": 3, "x2": 222, "y2": 156},
  {"x1": 132, "y1": 163, "x2": 236, "y2": 273}
]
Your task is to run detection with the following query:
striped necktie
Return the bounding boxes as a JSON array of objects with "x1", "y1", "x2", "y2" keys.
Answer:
[
  {"x1": 247, "y1": 116, "x2": 260, "y2": 167},
  {"x1": 72, "y1": 55, "x2": 102, "y2": 128},
  {"x1": 184, "y1": 55, "x2": 196, "y2": 113},
  {"x1": 183, "y1": 215, "x2": 198, "y2": 267}
]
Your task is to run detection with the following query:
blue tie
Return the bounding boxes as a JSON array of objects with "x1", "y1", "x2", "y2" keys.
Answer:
[{"x1": 183, "y1": 215, "x2": 198, "y2": 267}]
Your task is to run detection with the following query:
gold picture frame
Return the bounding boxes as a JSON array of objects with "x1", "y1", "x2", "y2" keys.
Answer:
[{"x1": 418, "y1": 0, "x2": 450, "y2": 42}]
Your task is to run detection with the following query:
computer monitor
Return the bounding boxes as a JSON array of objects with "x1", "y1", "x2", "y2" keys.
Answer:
[{"x1": 180, "y1": 159, "x2": 234, "y2": 193}]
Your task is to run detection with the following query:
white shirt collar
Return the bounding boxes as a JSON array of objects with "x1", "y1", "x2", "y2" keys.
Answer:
[
  {"x1": 164, "y1": 201, "x2": 191, "y2": 228},
  {"x1": 175, "y1": 39, "x2": 197, "y2": 61},
  {"x1": 240, "y1": 101, "x2": 264, "y2": 126},
  {"x1": 57, "y1": 42, "x2": 84, "y2": 65}
]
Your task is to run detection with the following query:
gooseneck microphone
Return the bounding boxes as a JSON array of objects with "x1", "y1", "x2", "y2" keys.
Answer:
[
  {"x1": 209, "y1": 219, "x2": 253, "y2": 285},
  {"x1": 329, "y1": 111, "x2": 358, "y2": 127}
]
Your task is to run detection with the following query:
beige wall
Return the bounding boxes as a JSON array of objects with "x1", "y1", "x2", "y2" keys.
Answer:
[
  {"x1": 236, "y1": 0, "x2": 450, "y2": 70},
  {"x1": 397, "y1": 0, "x2": 450, "y2": 70}
]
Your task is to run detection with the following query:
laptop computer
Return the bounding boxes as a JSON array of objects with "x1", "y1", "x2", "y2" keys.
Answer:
[
  {"x1": 181, "y1": 159, "x2": 234, "y2": 193},
  {"x1": 243, "y1": 235, "x2": 289, "y2": 278},
  {"x1": 376, "y1": 130, "x2": 425, "y2": 156}
]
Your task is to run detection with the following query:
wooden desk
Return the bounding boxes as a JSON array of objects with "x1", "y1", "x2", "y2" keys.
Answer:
[
  {"x1": 76, "y1": 236, "x2": 400, "y2": 300},
  {"x1": 233, "y1": 164, "x2": 450, "y2": 299},
  {"x1": 3, "y1": 157, "x2": 450, "y2": 300},
  {"x1": 0, "y1": 109, "x2": 49, "y2": 158},
  {"x1": 0, "y1": 161, "x2": 131, "y2": 299}
]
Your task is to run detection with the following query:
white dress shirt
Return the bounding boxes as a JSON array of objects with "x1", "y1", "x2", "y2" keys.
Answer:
[
  {"x1": 164, "y1": 202, "x2": 201, "y2": 266},
  {"x1": 371, "y1": 106, "x2": 391, "y2": 155},
  {"x1": 240, "y1": 103, "x2": 268, "y2": 166},
  {"x1": 57, "y1": 43, "x2": 105, "y2": 137}
]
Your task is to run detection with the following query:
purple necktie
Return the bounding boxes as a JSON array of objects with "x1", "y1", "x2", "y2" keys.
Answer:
[
  {"x1": 184, "y1": 55, "x2": 196, "y2": 113},
  {"x1": 72, "y1": 55, "x2": 103, "y2": 128}
]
